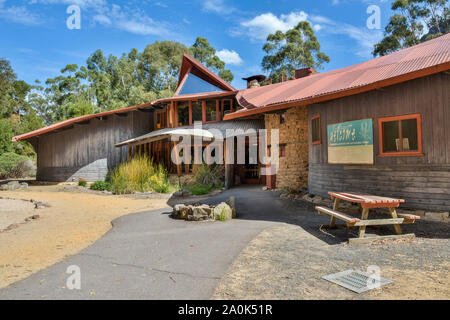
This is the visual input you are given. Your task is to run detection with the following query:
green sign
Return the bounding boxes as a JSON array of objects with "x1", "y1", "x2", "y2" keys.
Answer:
[
  {"x1": 327, "y1": 119, "x2": 374, "y2": 165},
  {"x1": 328, "y1": 119, "x2": 373, "y2": 147}
]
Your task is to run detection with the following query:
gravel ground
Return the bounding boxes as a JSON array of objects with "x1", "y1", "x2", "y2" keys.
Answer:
[
  {"x1": 0, "y1": 199, "x2": 36, "y2": 231},
  {"x1": 213, "y1": 194, "x2": 450, "y2": 300}
]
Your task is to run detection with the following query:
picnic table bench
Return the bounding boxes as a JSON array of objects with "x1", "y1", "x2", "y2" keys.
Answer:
[{"x1": 316, "y1": 192, "x2": 420, "y2": 244}]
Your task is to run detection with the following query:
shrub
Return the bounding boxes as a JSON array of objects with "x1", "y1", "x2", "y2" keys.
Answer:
[
  {"x1": 193, "y1": 164, "x2": 224, "y2": 188},
  {"x1": 78, "y1": 179, "x2": 87, "y2": 187},
  {"x1": 0, "y1": 152, "x2": 34, "y2": 179},
  {"x1": 110, "y1": 155, "x2": 173, "y2": 194},
  {"x1": 189, "y1": 183, "x2": 213, "y2": 196},
  {"x1": 90, "y1": 180, "x2": 111, "y2": 191}
]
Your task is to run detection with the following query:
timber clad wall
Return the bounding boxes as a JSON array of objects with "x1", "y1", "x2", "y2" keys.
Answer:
[
  {"x1": 36, "y1": 110, "x2": 154, "y2": 182},
  {"x1": 265, "y1": 106, "x2": 309, "y2": 190},
  {"x1": 308, "y1": 72, "x2": 450, "y2": 211}
]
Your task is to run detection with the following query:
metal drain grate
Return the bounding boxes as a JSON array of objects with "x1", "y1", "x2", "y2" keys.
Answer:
[{"x1": 322, "y1": 270, "x2": 393, "y2": 294}]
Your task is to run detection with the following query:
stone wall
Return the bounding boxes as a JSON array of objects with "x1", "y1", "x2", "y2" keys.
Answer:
[{"x1": 265, "y1": 106, "x2": 309, "y2": 190}]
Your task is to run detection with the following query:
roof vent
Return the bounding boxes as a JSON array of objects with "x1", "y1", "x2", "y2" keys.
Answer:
[
  {"x1": 295, "y1": 67, "x2": 318, "y2": 79},
  {"x1": 243, "y1": 75, "x2": 267, "y2": 89}
]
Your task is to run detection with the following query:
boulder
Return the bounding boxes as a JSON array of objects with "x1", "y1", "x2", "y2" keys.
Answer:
[
  {"x1": 192, "y1": 205, "x2": 213, "y2": 220},
  {"x1": 1, "y1": 181, "x2": 21, "y2": 191},
  {"x1": 226, "y1": 197, "x2": 237, "y2": 218},
  {"x1": 213, "y1": 202, "x2": 233, "y2": 221},
  {"x1": 173, "y1": 204, "x2": 191, "y2": 219}
]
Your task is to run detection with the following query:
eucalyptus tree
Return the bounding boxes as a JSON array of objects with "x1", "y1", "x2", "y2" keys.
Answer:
[
  {"x1": 261, "y1": 21, "x2": 330, "y2": 83},
  {"x1": 373, "y1": 0, "x2": 449, "y2": 57}
]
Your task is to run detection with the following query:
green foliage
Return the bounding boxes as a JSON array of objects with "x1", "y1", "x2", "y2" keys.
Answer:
[
  {"x1": 0, "y1": 119, "x2": 13, "y2": 155},
  {"x1": 374, "y1": 0, "x2": 449, "y2": 56},
  {"x1": 0, "y1": 152, "x2": 33, "y2": 179},
  {"x1": 189, "y1": 184, "x2": 213, "y2": 195},
  {"x1": 185, "y1": 164, "x2": 224, "y2": 195},
  {"x1": 78, "y1": 179, "x2": 87, "y2": 187},
  {"x1": 111, "y1": 155, "x2": 174, "y2": 194},
  {"x1": 262, "y1": 21, "x2": 330, "y2": 83},
  {"x1": 189, "y1": 37, "x2": 234, "y2": 83},
  {"x1": 90, "y1": 180, "x2": 112, "y2": 191},
  {"x1": 193, "y1": 164, "x2": 224, "y2": 188}
]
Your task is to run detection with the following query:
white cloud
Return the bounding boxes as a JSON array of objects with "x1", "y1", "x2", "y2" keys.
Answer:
[
  {"x1": 216, "y1": 49, "x2": 243, "y2": 65},
  {"x1": 29, "y1": 0, "x2": 107, "y2": 10},
  {"x1": 239, "y1": 11, "x2": 310, "y2": 41},
  {"x1": 202, "y1": 0, "x2": 235, "y2": 15},
  {"x1": 311, "y1": 15, "x2": 383, "y2": 58},
  {"x1": 0, "y1": 4, "x2": 41, "y2": 25},
  {"x1": 93, "y1": 14, "x2": 111, "y2": 25},
  {"x1": 106, "y1": 4, "x2": 170, "y2": 36}
]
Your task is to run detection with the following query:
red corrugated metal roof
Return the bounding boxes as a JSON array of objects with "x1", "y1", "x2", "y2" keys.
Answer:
[
  {"x1": 13, "y1": 92, "x2": 237, "y2": 142},
  {"x1": 12, "y1": 101, "x2": 155, "y2": 142},
  {"x1": 225, "y1": 33, "x2": 450, "y2": 120}
]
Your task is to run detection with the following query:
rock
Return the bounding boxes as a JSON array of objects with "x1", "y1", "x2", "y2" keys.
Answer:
[
  {"x1": 1, "y1": 181, "x2": 21, "y2": 191},
  {"x1": 5, "y1": 223, "x2": 19, "y2": 231},
  {"x1": 262, "y1": 186, "x2": 268, "y2": 191},
  {"x1": 280, "y1": 193, "x2": 289, "y2": 199},
  {"x1": 173, "y1": 204, "x2": 189, "y2": 219},
  {"x1": 20, "y1": 182, "x2": 28, "y2": 189},
  {"x1": 213, "y1": 202, "x2": 233, "y2": 221},
  {"x1": 192, "y1": 205, "x2": 213, "y2": 220},
  {"x1": 173, "y1": 191, "x2": 183, "y2": 198},
  {"x1": 302, "y1": 194, "x2": 313, "y2": 202},
  {"x1": 424, "y1": 212, "x2": 449, "y2": 221},
  {"x1": 34, "y1": 202, "x2": 49, "y2": 209},
  {"x1": 226, "y1": 197, "x2": 237, "y2": 218}
]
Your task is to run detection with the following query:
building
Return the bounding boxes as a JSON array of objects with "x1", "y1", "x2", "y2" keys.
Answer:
[{"x1": 13, "y1": 33, "x2": 450, "y2": 210}]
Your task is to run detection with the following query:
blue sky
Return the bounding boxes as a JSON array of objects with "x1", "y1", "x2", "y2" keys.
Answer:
[{"x1": 0, "y1": 0, "x2": 394, "y2": 89}]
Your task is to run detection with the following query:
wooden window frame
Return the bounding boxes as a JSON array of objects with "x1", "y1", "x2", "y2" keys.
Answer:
[
  {"x1": 311, "y1": 114, "x2": 322, "y2": 145},
  {"x1": 155, "y1": 109, "x2": 167, "y2": 129},
  {"x1": 203, "y1": 100, "x2": 220, "y2": 124},
  {"x1": 378, "y1": 113, "x2": 423, "y2": 157},
  {"x1": 221, "y1": 99, "x2": 234, "y2": 120}
]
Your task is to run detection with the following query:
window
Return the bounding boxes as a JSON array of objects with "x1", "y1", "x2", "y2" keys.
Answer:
[
  {"x1": 379, "y1": 114, "x2": 422, "y2": 156},
  {"x1": 177, "y1": 102, "x2": 189, "y2": 127},
  {"x1": 221, "y1": 99, "x2": 233, "y2": 120},
  {"x1": 156, "y1": 110, "x2": 167, "y2": 129},
  {"x1": 280, "y1": 113, "x2": 286, "y2": 124},
  {"x1": 179, "y1": 73, "x2": 222, "y2": 95},
  {"x1": 311, "y1": 114, "x2": 321, "y2": 145},
  {"x1": 205, "y1": 100, "x2": 218, "y2": 122},
  {"x1": 191, "y1": 101, "x2": 202, "y2": 124},
  {"x1": 280, "y1": 144, "x2": 287, "y2": 157}
]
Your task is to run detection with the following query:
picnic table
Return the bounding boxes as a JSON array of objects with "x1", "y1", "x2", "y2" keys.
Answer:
[{"x1": 316, "y1": 192, "x2": 420, "y2": 244}]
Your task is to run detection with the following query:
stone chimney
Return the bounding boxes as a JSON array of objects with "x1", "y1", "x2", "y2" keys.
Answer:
[
  {"x1": 295, "y1": 67, "x2": 318, "y2": 79},
  {"x1": 242, "y1": 75, "x2": 267, "y2": 89}
]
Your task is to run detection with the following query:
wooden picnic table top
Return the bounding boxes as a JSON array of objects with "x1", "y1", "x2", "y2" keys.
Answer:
[{"x1": 328, "y1": 192, "x2": 405, "y2": 209}]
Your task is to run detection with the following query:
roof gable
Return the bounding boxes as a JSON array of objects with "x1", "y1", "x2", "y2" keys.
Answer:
[{"x1": 175, "y1": 53, "x2": 235, "y2": 95}]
